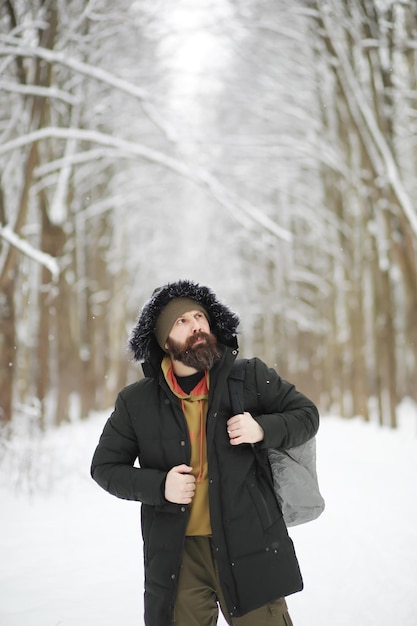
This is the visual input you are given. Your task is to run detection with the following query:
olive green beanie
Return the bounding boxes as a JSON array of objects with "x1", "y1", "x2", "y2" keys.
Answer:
[{"x1": 155, "y1": 298, "x2": 209, "y2": 350}]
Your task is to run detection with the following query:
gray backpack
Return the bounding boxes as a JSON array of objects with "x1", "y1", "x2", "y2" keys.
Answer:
[{"x1": 228, "y1": 359, "x2": 325, "y2": 527}]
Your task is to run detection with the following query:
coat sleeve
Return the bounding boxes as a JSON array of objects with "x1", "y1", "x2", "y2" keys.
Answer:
[
  {"x1": 90, "y1": 390, "x2": 167, "y2": 504},
  {"x1": 246, "y1": 358, "x2": 319, "y2": 450}
]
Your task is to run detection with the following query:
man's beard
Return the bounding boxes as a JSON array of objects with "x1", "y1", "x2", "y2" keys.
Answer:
[{"x1": 166, "y1": 332, "x2": 222, "y2": 371}]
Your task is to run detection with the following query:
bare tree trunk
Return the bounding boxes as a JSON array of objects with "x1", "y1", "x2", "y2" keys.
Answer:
[
  {"x1": 370, "y1": 210, "x2": 398, "y2": 428},
  {"x1": 37, "y1": 202, "x2": 66, "y2": 426},
  {"x1": 349, "y1": 278, "x2": 369, "y2": 420},
  {"x1": 54, "y1": 249, "x2": 79, "y2": 425},
  {"x1": 0, "y1": 183, "x2": 14, "y2": 422},
  {"x1": 0, "y1": 280, "x2": 15, "y2": 422},
  {"x1": 391, "y1": 216, "x2": 417, "y2": 402}
]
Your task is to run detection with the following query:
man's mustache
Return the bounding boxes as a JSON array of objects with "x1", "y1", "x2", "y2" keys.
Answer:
[{"x1": 185, "y1": 332, "x2": 209, "y2": 352}]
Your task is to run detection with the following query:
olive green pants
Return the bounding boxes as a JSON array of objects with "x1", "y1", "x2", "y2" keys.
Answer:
[{"x1": 171, "y1": 536, "x2": 294, "y2": 626}]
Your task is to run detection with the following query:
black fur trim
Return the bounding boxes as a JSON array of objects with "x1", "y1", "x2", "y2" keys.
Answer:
[{"x1": 129, "y1": 280, "x2": 240, "y2": 361}]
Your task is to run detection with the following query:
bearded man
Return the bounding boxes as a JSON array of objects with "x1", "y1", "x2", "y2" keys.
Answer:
[{"x1": 91, "y1": 280, "x2": 319, "y2": 626}]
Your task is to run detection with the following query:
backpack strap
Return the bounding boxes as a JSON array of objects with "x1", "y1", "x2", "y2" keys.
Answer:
[
  {"x1": 228, "y1": 359, "x2": 248, "y2": 415},
  {"x1": 228, "y1": 359, "x2": 273, "y2": 481}
]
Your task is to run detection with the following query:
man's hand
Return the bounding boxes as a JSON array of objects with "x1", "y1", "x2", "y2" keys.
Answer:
[
  {"x1": 165, "y1": 464, "x2": 196, "y2": 504},
  {"x1": 227, "y1": 412, "x2": 264, "y2": 445}
]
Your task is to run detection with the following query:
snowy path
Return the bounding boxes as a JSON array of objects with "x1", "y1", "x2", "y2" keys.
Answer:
[{"x1": 1, "y1": 411, "x2": 417, "y2": 625}]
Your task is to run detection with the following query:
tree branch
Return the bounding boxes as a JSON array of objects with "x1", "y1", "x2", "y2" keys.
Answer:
[
  {"x1": 0, "y1": 224, "x2": 59, "y2": 279},
  {"x1": 0, "y1": 39, "x2": 178, "y2": 142},
  {"x1": 0, "y1": 126, "x2": 292, "y2": 242},
  {"x1": 0, "y1": 80, "x2": 80, "y2": 105}
]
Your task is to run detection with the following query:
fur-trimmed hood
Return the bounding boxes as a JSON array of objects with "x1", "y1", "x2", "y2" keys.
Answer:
[{"x1": 129, "y1": 280, "x2": 240, "y2": 362}]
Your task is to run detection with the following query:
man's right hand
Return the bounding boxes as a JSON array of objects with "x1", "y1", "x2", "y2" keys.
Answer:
[{"x1": 165, "y1": 464, "x2": 196, "y2": 504}]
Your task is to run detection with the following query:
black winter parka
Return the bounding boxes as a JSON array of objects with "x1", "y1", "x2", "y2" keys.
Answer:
[{"x1": 91, "y1": 341, "x2": 319, "y2": 626}]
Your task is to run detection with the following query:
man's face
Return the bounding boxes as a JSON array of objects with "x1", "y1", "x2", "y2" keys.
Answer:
[
  {"x1": 166, "y1": 310, "x2": 210, "y2": 346},
  {"x1": 165, "y1": 310, "x2": 221, "y2": 371}
]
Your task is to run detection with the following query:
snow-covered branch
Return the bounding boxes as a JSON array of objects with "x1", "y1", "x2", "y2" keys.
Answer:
[
  {"x1": 0, "y1": 38, "x2": 149, "y2": 98},
  {"x1": 0, "y1": 80, "x2": 80, "y2": 105},
  {"x1": 0, "y1": 126, "x2": 292, "y2": 243},
  {"x1": 34, "y1": 148, "x2": 123, "y2": 177},
  {"x1": 0, "y1": 39, "x2": 293, "y2": 241},
  {"x1": 0, "y1": 225, "x2": 59, "y2": 280},
  {"x1": 0, "y1": 39, "x2": 178, "y2": 143}
]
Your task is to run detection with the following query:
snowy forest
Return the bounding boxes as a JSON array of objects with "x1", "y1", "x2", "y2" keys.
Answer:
[{"x1": 1, "y1": 0, "x2": 417, "y2": 434}]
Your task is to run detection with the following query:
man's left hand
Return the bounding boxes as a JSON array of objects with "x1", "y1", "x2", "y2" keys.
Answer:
[{"x1": 227, "y1": 412, "x2": 264, "y2": 445}]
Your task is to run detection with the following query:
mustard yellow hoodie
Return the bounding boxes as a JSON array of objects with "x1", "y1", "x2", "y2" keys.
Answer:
[{"x1": 162, "y1": 356, "x2": 211, "y2": 536}]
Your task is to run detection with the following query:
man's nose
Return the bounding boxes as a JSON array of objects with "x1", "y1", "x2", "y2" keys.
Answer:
[{"x1": 191, "y1": 319, "x2": 201, "y2": 332}]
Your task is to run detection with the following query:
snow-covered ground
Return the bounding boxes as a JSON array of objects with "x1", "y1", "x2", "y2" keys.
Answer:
[{"x1": 1, "y1": 404, "x2": 417, "y2": 626}]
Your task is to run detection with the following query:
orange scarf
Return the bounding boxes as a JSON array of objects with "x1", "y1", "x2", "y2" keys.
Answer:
[
  {"x1": 162, "y1": 356, "x2": 212, "y2": 536},
  {"x1": 165, "y1": 363, "x2": 209, "y2": 483}
]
